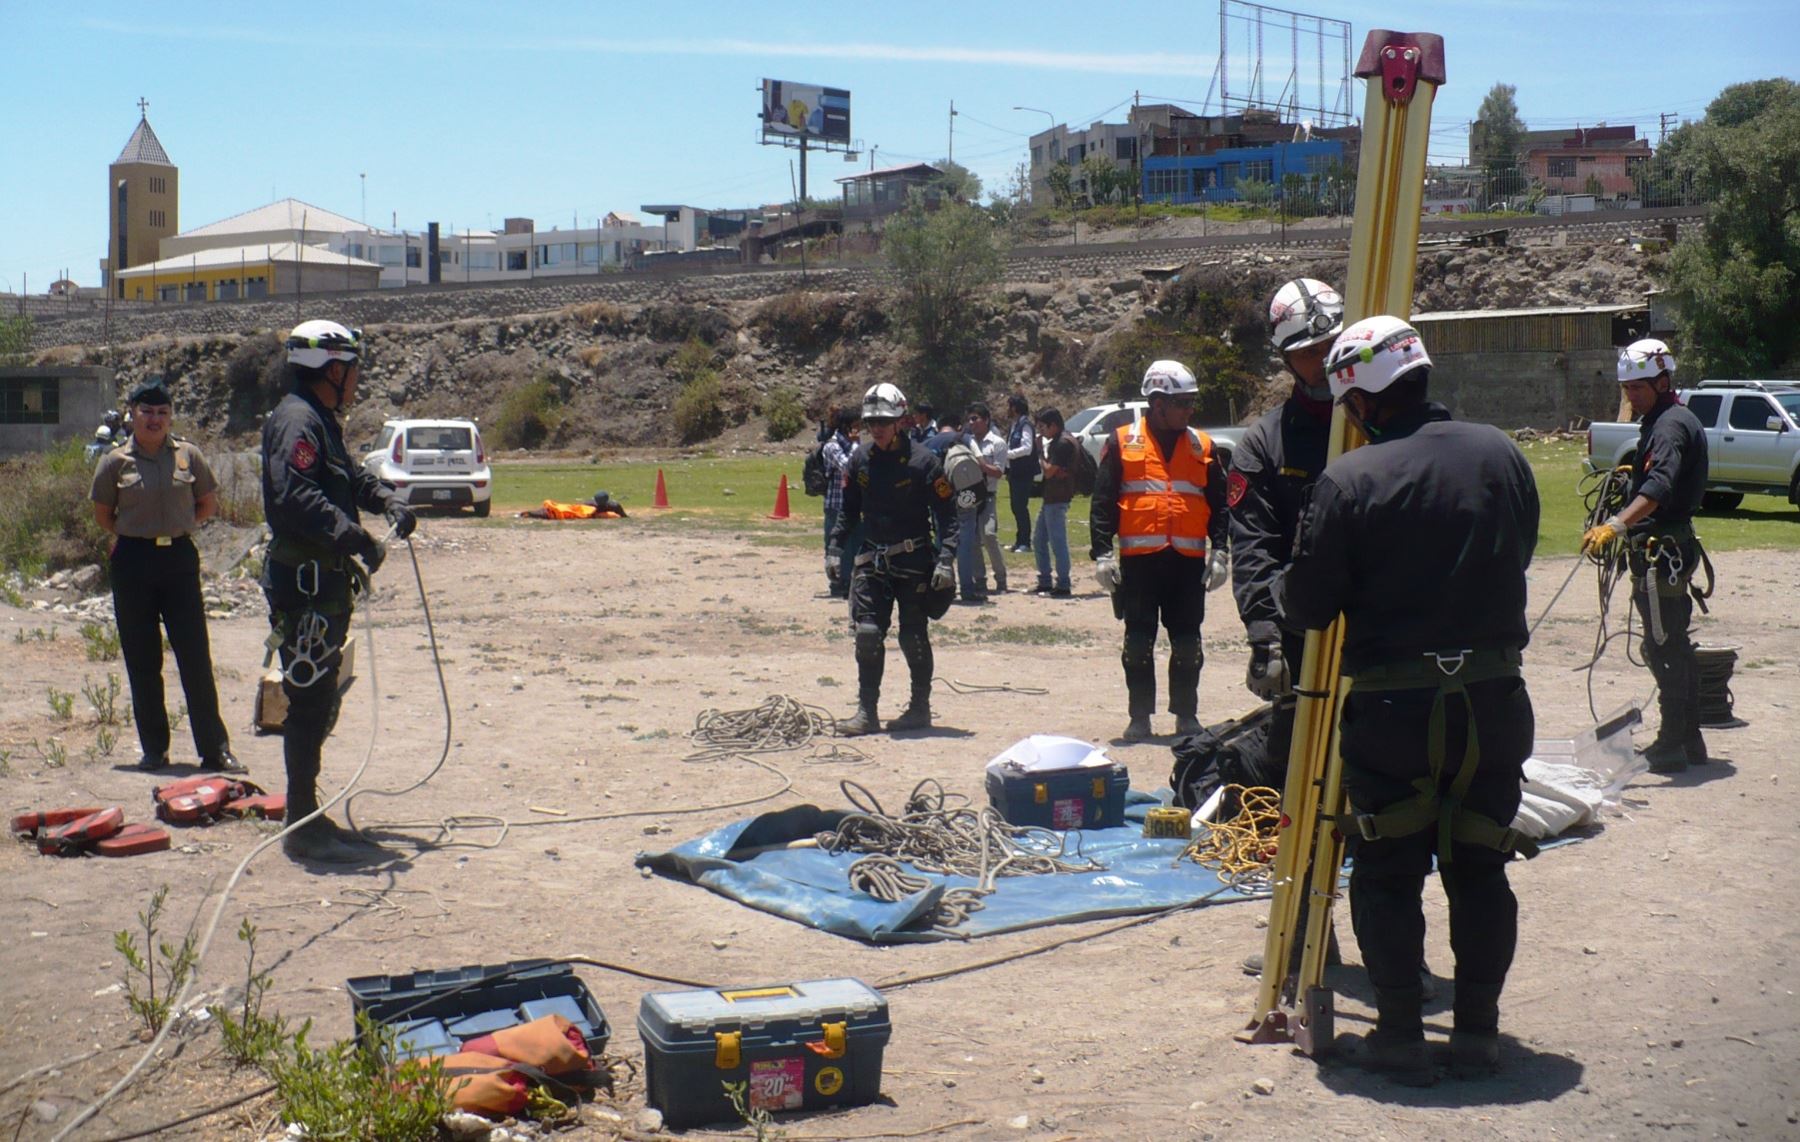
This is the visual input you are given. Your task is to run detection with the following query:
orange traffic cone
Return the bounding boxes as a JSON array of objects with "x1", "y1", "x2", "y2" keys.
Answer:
[
  {"x1": 768, "y1": 474, "x2": 792, "y2": 520},
  {"x1": 653, "y1": 468, "x2": 670, "y2": 509}
]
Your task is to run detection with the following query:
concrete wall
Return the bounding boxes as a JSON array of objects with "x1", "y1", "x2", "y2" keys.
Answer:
[
  {"x1": 1427, "y1": 348, "x2": 1620, "y2": 429},
  {"x1": 0, "y1": 366, "x2": 113, "y2": 458}
]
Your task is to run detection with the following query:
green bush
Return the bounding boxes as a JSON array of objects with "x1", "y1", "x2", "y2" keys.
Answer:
[
  {"x1": 674, "y1": 371, "x2": 728, "y2": 443},
  {"x1": 488, "y1": 377, "x2": 565, "y2": 451},
  {"x1": 752, "y1": 291, "x2": 887, "y2": 353},
  {"x1": 0, "y1": 314, "x2": 33, "y2": 365},
  {"x1": 0, "y1": 438, "x2": 110, "y2": 577},
  {"x1": 762, "y1": 386, "x2": 807, "y2": 441}
]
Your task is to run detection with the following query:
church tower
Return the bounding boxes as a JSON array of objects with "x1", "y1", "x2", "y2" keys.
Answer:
[{"x1": 107, "y1": 99, "x2": 178, "y2": 297}]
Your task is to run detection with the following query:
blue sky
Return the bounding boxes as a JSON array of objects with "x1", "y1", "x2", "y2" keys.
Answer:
[{"x1": 2, "y1": 0, "x2": 1793, "y2": 290}]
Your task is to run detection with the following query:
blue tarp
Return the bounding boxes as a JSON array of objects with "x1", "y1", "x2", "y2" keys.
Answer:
[{"x1": 634, "y1": 792, "x2": 1264, "y2": 944}]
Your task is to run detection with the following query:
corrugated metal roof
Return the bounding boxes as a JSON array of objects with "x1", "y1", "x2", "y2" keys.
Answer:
[
  {"x1": 836, "y1": 163, "x2": 940, "y2": 183},
  {"x1": 177, "y1": 198, "x2": 363, "y2": 239},
  {"x1": 1414, "y1": 303, "x2": 1643, "y2": 322},
  {"x1": 116, "y1": 242, "x2": 379, "y2": 278},
  {"x1": 114, "y1": 117, "x2": 172, "y2": 166}
]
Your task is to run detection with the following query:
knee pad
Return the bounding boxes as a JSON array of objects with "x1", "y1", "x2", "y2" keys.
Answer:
[
  {"x1": 897, "y1": 623, "x2": 930, "y2": 660},
  {"x1": 1168, "y1": 635, "x2": 1203, "y2": 671},
  {"x1": 1122, "y1": 627, "x2": 1157, "y2": 669},
  {"x1": 854, "y1": 624, "x2": 885, "y2": 664}
]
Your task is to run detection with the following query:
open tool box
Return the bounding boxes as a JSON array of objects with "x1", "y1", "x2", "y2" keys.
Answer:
[
  {"x1": 346, "y1": 959, "x2": 610, "y2": 1061},
  {"x1": 984, "y1": 735, "x2": 1130, "y2": 830},
  {"x1": 637, "y1": 978, "x2": 890, "y2": 1128}
]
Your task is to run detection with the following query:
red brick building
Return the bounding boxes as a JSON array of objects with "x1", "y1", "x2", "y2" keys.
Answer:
[{"x1": 1520, "y1": 126, "x2": 1650, "y2": 200}]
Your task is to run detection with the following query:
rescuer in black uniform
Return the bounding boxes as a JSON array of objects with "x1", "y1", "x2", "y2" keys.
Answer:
[
  {"x1": 1580, "y1": 339, "x2": 1710, "y2": 772},
  {"x1": 261, "y1": 320, "x2": 416, "y2": 863},
  {"x1": 1090, "y1": 360, "x2": 1230, "y2": 742},
  {"x1": 90, "y1": 379, "x2": 241, "y2": 774},
  {"x1": 1275, "y1": 316, "x2": 1540, "y2": 1085},
  {"x1": 828, "y1": 382, "x2": 959, "y2": 735},
  {"x1": 1231, "y1": 277, "x2": 1343, "y2": 766}
]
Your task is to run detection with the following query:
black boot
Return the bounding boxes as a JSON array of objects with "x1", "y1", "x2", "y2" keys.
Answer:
[
  {"x1": 1640, "y1": 737, "x2": 1687, "y2": 773},
  {"x1": 1123, "y1": 628, "x2": 1157, "y2": 741},
  {"x1": 1449, "y1": 981, "x2": 1503, "y2": 1077},
  {"x1": 1685, "y1": 729, "x2": 1709, "y2": 765},
  {"x1": 281, "y1": 783, "x2": 365, "y2": 863},
  {"x1": 1168, "y1": 635, "x2": 1203, "y2": 738},
  {"x1": 840, "y1": 691, "x2": 880, "y2": 736},
  {"x1": 886, "y1": 692, "x2": 931, "y2": 732},
  {"x1": 1366, "y1": 985, "x2": 1436, "y2": 1086}
]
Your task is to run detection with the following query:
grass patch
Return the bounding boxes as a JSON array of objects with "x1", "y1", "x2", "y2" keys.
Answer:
[
  {"x1": 0, "y1": 438, "x2": 110, "y2": 577},
  {"x1": 939, "y1": 621, "x2": 1094, "y2": 647},
  {"x1": 1525, "y1": 439, "x2": 1799, "y2": 554}
]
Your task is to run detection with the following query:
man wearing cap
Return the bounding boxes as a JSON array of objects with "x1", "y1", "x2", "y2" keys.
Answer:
[
  {"x1": 1580, "y1": 339, "x2": 1710, "y2": 772},
  {"x1": 91, "y1": 380, "x2": 241, "y2": 773},
  {"x1": 262, "y1": 319, "x2": 415, "y2": 863}
]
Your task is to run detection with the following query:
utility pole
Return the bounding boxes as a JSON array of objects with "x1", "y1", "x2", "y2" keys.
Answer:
[
  {"x1": 948, "y1": 100, "x2": 957, "y2": 165},
  {"x1": 360, "y1": 173, "x2": 366, "y2": 224},
  {"x1": 1659, "y1": 111, "x2": 1674, "y2": 144}
]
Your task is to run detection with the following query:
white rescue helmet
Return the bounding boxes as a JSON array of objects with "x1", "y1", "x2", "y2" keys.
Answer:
[
  {"x1": 1325, "y1": 315, "x2": 1432, "y2": 401},
  {"x1": 1618, "y1": 338, "x2": 1676, "y2": 384},
  {"x1": 286, "y1": 320, "x2": 362, "y2": 370},
  {"x1": 1269, "y1": 278, "x2": 1346, "y2": 352},
  {"x1": 861, "y1": 382, "x2": 908, "y2": 421},
  {"x1": 1141, "y1": 359, "x2": 1199, "y2": 397}
]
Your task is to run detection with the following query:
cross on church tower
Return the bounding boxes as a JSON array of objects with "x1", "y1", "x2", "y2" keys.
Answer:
[{"x1": 138, "y1": 97, "x2": 149, "y2": 118}]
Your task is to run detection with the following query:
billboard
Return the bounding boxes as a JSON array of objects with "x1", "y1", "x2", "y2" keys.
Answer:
[{"x1": 760, "y1": 79, "x2": 851, "y2": 144}]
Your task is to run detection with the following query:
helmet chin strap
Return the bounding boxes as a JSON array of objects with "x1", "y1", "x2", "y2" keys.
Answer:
[{"x1": 1341, "y1": 393, "x2": 1384, "y2": 441}]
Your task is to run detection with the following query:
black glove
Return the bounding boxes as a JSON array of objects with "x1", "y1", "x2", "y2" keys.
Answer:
[
  {"x1": 357, "y1": 528, "x2": 387, "y2": 576},
  {"x1": 385, "y1": 502, "x2": 417, "y2": 540}
]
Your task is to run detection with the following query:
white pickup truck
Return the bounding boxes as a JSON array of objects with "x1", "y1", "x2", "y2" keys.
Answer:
[{"x1": 1584, "y1": 380, "x2": 1800, "y2": 513}]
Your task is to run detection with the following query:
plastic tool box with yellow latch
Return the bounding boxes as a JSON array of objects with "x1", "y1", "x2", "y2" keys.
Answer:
[{"x1": 637, "y1": 978, "x2": 890, "y2": 1129}]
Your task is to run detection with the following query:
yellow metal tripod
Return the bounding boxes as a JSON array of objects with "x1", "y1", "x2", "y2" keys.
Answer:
[{"x1": 1240, "y1": 28, "x2": 1445, "y2": 1056}]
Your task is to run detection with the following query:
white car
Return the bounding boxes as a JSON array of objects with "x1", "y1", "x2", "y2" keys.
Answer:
[
  {"x1": 1066, "y1": 401, "x2": 1243, "y2": 467},
  {"x1": 362, "y1": 419, "x2": 493, "y2": 516}
]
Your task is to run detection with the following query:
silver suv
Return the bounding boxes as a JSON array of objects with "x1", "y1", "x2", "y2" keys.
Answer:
[{"x1": 362, "y1": 419, "x2": 494, "y2": 516}]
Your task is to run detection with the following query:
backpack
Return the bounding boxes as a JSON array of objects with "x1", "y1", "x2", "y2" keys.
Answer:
[
  {"x1": 944, "y1": 437, "x2": 986, "y2": 493},
  {"x1": 802, "y1": 442, "x2": 829, "y2": 497},
  {"x1": 1067, "y1": 437, "x2": 1099, "y2": 497}
]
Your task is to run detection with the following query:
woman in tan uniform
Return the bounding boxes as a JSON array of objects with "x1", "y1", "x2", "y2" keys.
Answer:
[{"x1": 90, "y1": 379, "x2": 241, "y2": 774}]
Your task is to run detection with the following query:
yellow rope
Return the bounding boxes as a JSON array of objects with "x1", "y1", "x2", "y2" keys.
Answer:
[{"x1": 1176, "y1": 785, "x2": 1283, "y2": 888}]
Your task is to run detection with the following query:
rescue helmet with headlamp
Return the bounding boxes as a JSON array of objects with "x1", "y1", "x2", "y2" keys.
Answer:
[
  {"x1": 1617, "y1": 338, "x2": 1676, "y2": 384},
  {"x1": 861, "y1": 382, "x2": 908, "y2": 421},
  {"x1": 1141, "y1": 359, "x2": 1199, "y2": 398},
  {"x1": 1325, "y1": 315, "x2": 1432, "y2": 401},
  {"x1": 1268, "y1": 277, "x2": 1345, "y2": 352},
  {"x1": 286, "y1": 320, "x2": 362, "y2": 370}
]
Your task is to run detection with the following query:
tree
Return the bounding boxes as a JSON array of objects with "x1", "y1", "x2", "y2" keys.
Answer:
[
  {"x1": 932, "y1": 159, "x2": 982, "y2": 203},
  {"x1": 883, "y1": 196, "x2": 1005, "y2": 408},
  {"x1": 0, "y1": 314, "x2": 33, "y2": 366},
  {"x1": 1476, "y1": 83, "x2": 1525, "y2": 172},
  {"x1": 1663, "y1": 79, "x2": 1800, "y2": 377},
  {"x1": 1046, "y1": 160, "x2": 1075, "y2": 210}
]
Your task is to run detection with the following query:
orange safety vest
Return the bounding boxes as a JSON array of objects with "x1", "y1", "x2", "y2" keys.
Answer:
[{"x1": 1114, "y1": 419, "x2": 1214, "y2": 558}]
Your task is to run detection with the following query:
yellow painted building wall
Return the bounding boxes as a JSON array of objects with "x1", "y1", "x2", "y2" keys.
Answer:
[{"x1": 122, "y1": 261, "x2": 277, "y2": 302}]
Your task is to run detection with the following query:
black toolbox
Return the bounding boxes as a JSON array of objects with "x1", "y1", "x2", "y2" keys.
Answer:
[
  {"x1": 345, "y1": 959, "x2": 610, "y2": 1060},
  {"x1": 637, "y1": 978, "x2": 890, "y2": 1128},
  {"x1": 986, "y1": 762, "x2": 1130, "y2": 830}
]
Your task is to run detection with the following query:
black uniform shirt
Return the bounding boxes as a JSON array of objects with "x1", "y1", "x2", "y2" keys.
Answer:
[
  {"x1": 1629, "y1": 397, "x2": 1708, "y2": 531},
  {"x1": 1229, "y1": 393, "x2": 1332, "y2": 644},
  {"x1": 828, "y1": 435, "x2": 960, "y2": 559},
  {"x1": 261, "y1": 388, "x2": 397, "y2": 558},
  {"x1": 1274, "y1": 403, "x2": 1539, "y2": 675},
  {"x1": 1089, "y1": 422, "x2": 1229, "y2": 559}
]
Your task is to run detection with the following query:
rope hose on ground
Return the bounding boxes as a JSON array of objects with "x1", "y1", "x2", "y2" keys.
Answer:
[{"x1": 1175, "y1": 785, "x2": 1284, "y2": 892}]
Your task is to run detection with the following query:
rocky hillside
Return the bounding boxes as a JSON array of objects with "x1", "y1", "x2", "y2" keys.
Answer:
[{"x1": 29, "y1": 238, "x2": 1660, "y2": 452}]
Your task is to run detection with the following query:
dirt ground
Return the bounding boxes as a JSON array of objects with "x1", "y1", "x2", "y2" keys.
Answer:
[{"x1": 2, "y1": 515, "x2": 1797, "y2": 1141}]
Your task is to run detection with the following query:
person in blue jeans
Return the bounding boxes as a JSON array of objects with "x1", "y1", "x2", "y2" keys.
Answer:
[{"x1": 1032, "y1": 408, "x2": 1076, "y2": 596}]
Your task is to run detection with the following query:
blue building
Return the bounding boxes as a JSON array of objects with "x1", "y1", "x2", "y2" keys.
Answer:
[{"x1": 1141, "y1": 138, "x2": 1349, "y2": 205}]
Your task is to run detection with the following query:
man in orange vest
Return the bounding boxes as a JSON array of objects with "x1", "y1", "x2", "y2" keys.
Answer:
[{"x1": 1089, "y1": 360, "x2": 1230, "y2": 741}]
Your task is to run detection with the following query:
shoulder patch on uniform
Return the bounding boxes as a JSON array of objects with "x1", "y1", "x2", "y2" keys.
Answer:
[
  {"x1": 291, "y1": 438, "x2": 318, "y2": 471},
  {"x1": 933, "y1": 477, "x2": 952, "y2": 500},
  {"x1": 1226, "y1": 470, "x2": 1249, "y2": 508}
]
